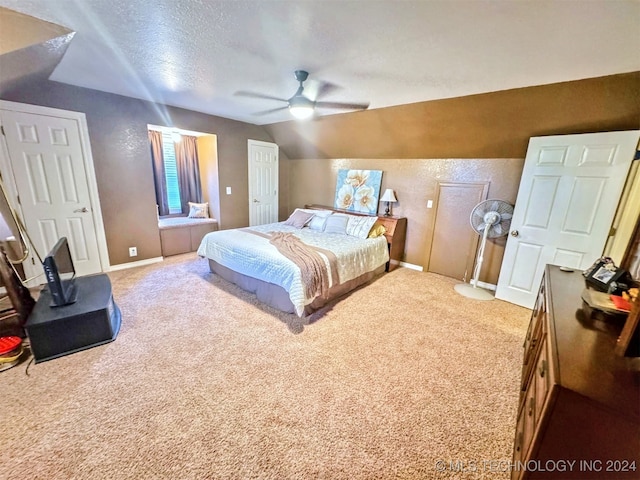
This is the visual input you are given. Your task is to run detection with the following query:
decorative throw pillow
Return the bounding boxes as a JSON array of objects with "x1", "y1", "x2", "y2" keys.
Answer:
[
  {"x1": 368, "y1": 223, "x2": 387, "y2": 238},
  {"x1": 188, "y1": 202, "x2": 209, "y2": 218},
  {"x1": 323, "y1": 214, "x2": 349, "y2": 235},
  {"x1": 303, "y1": 210, "x2": 333, "y2": 231},
  {"x1": 308, "y1": 213, "x2": 332, "y2": 231},
  {"x1": 284, "y1": 209, "x2": 315, "y2": 228},
  {"x1": 346, "y1": 215, "x2": 378, "y2": 239}
]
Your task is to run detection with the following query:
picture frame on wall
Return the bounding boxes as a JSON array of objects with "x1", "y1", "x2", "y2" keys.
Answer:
[{"x1": 334, "y1": 169, "x2": 383, "y2": 214}]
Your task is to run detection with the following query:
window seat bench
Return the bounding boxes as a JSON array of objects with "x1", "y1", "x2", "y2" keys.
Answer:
[{"x1": 158, "y1": 216, "x2": 218, "y2": 257}]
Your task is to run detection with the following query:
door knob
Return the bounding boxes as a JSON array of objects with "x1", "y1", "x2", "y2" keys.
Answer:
[
  {"x1": 510, "y1": 230, "x2": 519, "y2": 237},
  {"x1": 74, "y1": 207, "x2": 88, "y2": 213},
  {"x1": 253, "y1": 199, "x2": 260, "y2": 203}
]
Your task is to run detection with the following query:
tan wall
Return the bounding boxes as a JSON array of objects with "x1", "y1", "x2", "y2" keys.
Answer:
[
  {"x1": 0, "y1": 79, "x2": 277, "y2": 266},
  {"x1": 2, "y1": 23, "x2": 637, "y2": 276},
  {"x1": 289, "y1": 158, "x2": 523, "y2": 284},
  {"x1": 280, "y1": 72, "x2": 640, "y2": 283},
  {"x1": 266, "y1": 72, "x2": 640, "y2": 160},
  {"x1": 196, "y1": 135, "x2": 220, "y2": 222}
]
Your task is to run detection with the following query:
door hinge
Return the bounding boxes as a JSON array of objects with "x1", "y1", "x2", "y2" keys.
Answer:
[
  {"x1": 31, "y1": 257, "x2": 35, "y2": 265},
  {"x1": 16, "y1": 195, "x2": 20, "y2": 205},
  {"x1": 0, "y1": 125, "x2": 4, "y2": 136},
  {"x1": 609, "y1": 226, "x2": 617, "y2": 237}
]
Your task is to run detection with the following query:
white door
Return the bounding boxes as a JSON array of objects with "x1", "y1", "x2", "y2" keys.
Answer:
[
  {"x1": 495, "y1": 131, "x2": 640, "y2": 308},
  {"x1": 0, "y1": 106, "x2": 107, "y2": 280},
  {"x1": 248, "y1": 139, "x2": 278, "y2": 226}
]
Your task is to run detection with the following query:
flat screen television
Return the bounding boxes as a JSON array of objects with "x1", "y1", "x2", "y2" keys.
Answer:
[{"x1": 43, "y1": 237, "x2": 78, "y2": 307}]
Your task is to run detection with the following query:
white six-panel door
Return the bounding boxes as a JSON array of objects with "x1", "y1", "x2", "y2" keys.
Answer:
[
  {"x1": 0, "y1": 106, "x2": 106, "y2": 279},
  {"x1": 495, "y1": 131, "x2": 640, "y2": 308},
  {"x1": 248, "y1": 139, "x2": 279, "y2": 226}
]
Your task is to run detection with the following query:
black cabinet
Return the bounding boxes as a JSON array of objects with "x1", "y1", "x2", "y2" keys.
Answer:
[{"x1": 25, "y1": 274, "x2": 121, "y2": 363}]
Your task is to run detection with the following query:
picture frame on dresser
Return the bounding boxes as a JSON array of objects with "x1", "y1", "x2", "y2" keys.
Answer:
[{"x1": 583, "y1": 257, "x2": 625, "y2": 292}]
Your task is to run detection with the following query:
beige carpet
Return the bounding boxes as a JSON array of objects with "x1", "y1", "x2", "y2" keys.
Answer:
[{"x1": 2, "y1": 253, "x2": 530, "y2": 479}]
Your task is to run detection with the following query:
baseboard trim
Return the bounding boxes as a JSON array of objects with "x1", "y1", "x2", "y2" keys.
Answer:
[
  {"x1": 399, "y1": 261, "x2": 423, "y2": 271},
  {"x1": 397, "y1": 262, "x2": 498, "y2": 291},
  {"x1": 108, "y1": 257, "x2": 164, "y2": 271}
]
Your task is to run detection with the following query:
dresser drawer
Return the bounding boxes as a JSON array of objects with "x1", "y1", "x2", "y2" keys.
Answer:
[
  {"x1": 513, "y1": 380, "x2": 537, "y2": 480},
  {"x1": 533, "y1": 334, "x2": 552, "y2": 424},
  {"x1": 521, "y1": 315, "x2": 545, "y2": 394}
]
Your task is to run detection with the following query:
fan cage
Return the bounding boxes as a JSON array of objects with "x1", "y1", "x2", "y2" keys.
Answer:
[{"x1": 470, "y1": 199, "x2": 514, "y2": 239}]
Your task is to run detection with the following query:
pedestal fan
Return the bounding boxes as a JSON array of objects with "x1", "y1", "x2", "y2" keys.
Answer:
[{"x1": 454, "y1": 199, "x2": 513, "y2": 300}]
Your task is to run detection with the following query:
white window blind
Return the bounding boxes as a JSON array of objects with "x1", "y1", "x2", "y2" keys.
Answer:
[{"x1": 161, "y1": 131, "x2": 182, "y2": 214}]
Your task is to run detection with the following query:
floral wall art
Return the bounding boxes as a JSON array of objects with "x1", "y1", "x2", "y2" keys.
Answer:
[{"x1": 334, "y1": 169, "x2": 383, "y2": 214}]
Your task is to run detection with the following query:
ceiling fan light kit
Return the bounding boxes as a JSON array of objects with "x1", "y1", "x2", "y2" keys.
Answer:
[
  {"x1": 288, "y1": 96, "x2": 315, "y2": 119},
  {"x1": 235, "y1": 70, "x2": 369, "y2": 120}
]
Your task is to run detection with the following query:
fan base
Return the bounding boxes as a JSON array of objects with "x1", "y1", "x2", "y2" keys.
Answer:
[{"x1": 454, "y1": 283, "x2": 495, "y2": 301}]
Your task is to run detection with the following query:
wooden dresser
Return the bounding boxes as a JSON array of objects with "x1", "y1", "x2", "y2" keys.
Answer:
[{"x1": 512, "y1": 265, "x2": 640, "y2": 479}]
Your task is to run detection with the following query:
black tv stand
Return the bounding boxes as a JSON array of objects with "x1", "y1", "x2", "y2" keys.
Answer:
[{"x1": 25, "y1": 274, "x2": 121, "y2": 363}]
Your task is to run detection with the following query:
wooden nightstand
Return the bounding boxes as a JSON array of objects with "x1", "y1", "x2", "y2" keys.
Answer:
[{"x1": 375, "y1": 216, "x2": 407, "y2": 271}]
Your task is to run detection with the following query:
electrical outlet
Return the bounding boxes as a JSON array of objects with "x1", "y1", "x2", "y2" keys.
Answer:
[
  {"x1": 226, "y1": 186, "x2": 232, "y2": 195},
  {"x1": 129, "y1": 247, "x2": 137, "y2": 257}
]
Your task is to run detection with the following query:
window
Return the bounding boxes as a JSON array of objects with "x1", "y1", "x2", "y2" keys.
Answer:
[{"x1": 161, "y1": 131, "x2": 182, "y2": 214}]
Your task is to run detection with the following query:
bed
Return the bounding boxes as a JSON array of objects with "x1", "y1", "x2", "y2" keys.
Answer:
[{"x1": 196, "y1": 206, "x2": 391, "y2": 316}]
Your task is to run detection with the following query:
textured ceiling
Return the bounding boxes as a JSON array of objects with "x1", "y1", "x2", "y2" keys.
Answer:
[{"x1": 0, "y1": 0, "x2": 638, "y2": 125}]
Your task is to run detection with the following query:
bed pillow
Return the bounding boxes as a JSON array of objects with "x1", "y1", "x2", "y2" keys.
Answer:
[
  {"x1": 300, "y1": 208, "x2": 334, "y2": 217},
  {"x1": 284, "y1": 209, "x2": 315, "y2": 228},
  {"x1": 368, "y1": 223, "x2": 387, "y2": 238},
  {"x1": 188, "y1": 202, "x2": 209, "y2": 218},
  {"x1": 323, "y1": 214, "x2": 349, "y2": 235},
  {"x1": 308, "y1": 212, "x2": 333, "y2": 231},
  {"x1": 346, "y1": 215, "x2": 378, "y2": 239}
]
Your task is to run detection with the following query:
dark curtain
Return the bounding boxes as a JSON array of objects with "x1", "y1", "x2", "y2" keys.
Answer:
[
  {"x1": 175, "y1": 135, "x2": 203, "y2": 213},
  {"x1": 148, "y1": 130, "x2": 169, "y2": 216}
]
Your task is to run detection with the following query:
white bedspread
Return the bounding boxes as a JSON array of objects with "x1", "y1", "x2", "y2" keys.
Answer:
[{"x1": 197, "y1": 222, "x2": 389, "y2": 316}]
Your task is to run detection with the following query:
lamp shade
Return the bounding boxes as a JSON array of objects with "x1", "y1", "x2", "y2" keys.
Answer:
[{"x1": 380, "y1": 188, "x2": 397, "y2": 203}]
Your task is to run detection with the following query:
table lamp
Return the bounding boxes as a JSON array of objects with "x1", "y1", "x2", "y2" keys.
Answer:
[{"x1": 380, "y1": 189, "x2": 397, "y2": 216}]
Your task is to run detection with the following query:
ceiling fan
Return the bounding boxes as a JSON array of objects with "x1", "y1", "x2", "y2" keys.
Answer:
[{"x1": 234, "y1": 70, "x2": 370, "y2": 119}]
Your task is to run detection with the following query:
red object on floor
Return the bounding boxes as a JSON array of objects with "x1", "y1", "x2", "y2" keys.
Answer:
[
  {"x1": 0, "y1": 336, "x2": 21, "y2": 355},
  {"x1": 610, "y1": 295, "x2": 632, "y2": 312}
]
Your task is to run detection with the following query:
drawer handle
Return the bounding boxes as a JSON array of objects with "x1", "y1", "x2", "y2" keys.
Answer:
[{"x1": 539, "y1": 359, "x2": 547, "y2": 378}]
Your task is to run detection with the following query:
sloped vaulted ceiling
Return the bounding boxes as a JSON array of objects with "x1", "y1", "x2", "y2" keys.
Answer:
[
  {"x1": 0, "y1": 7, "x2": 74, "y2": 95},
  {"x1": 0, "y1": 0, "x2": 638, "y2": 125}
]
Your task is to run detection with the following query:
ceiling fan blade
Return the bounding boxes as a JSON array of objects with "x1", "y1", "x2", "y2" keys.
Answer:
[
  {"x1": 315, "y1": 101, "x2": 370, "y2": 111},
  {"x1": 313, "y1": 81, "x2": 340, "y2": 101},
  {"x1": 234, "y1": 91, "x2": 288, "y2": 103},
  {"x1": 252, "y1": 106, "x2": 289, "y2": 116}
]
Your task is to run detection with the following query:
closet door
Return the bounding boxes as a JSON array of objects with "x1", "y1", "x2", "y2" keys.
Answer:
[{"x1": 427, "y1": 182, "x2": 489, "y2": 280}]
